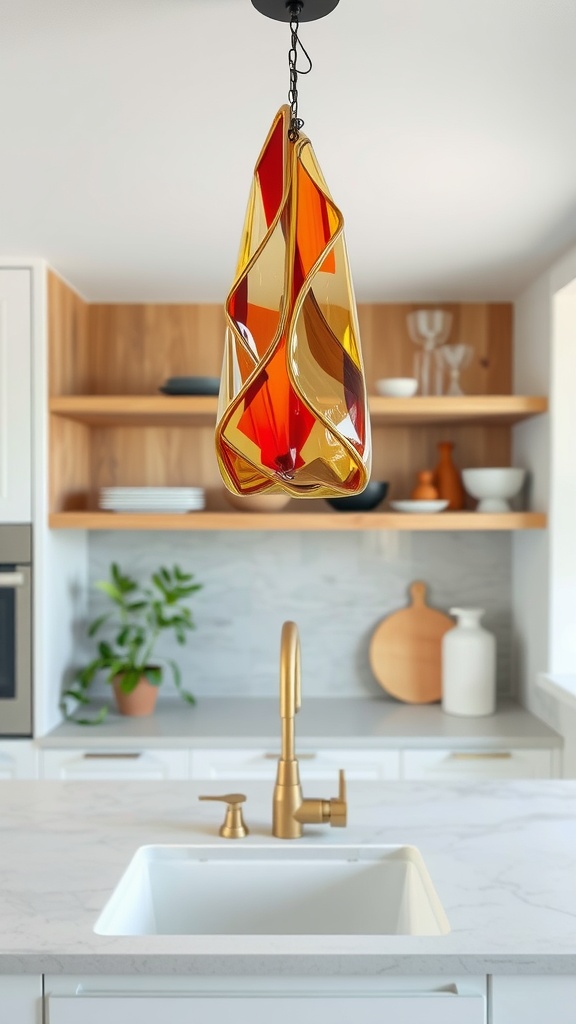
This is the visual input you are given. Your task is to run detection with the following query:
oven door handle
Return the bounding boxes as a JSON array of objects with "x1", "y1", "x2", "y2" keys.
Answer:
[{"x1": 0, "y1": 571, "x2": 25, "y2": 588}]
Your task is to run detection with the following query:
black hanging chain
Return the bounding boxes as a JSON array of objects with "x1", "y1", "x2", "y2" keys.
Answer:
[{"x1": 287, "y1": 2, "x2": 312, "y2": 142}]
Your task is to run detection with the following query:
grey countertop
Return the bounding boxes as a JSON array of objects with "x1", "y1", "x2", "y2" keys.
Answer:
[
  {"x1": 39, "y1": 697, "x2": 562, "y2": 750},
  {"x1": 1, "y1": 778, "x2": 576, "y2": 975}
]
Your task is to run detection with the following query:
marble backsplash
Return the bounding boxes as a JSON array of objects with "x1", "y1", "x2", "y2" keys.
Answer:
[{"x1": 86, "y1": 531, "x2": 513, "y2": 701}]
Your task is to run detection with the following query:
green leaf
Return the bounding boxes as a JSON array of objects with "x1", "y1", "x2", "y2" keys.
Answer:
[
  {"x1": 60, "y1": 691, "x2": 109, "y2": 726},
  {"x1": 95, "y1": 580, "x2": 124, "y2": 604},
  {"x1": 174, "y1": 566, "x2": 191, "y2": 582},
  {"x1": 98, "y1": 640, "x2": 114, "y2": 661},
  {"x1": 143, "y1": 666, "x2": 162, "y2": 687},
  {"x1": 152, "y1": 573, "x2": 168, "y2": 595},
  {"x1": 115, "y1": 670, "x2": 142, "y2": 694},
  {"x1": 168, "y1": 659, "x2": 196, "y2": 705},
  {"x1": 87, "y1": 613, "x2": 109, "y2": 637},
  {"x1": 106, "y1": 660, "x2": 129, "y2": 680},
  {"x1": 111, "y1": 563, "x2": 137, "y2": 594},
  {"x1": 62, "y1": 687, "x2": 91, "y2": 706}
]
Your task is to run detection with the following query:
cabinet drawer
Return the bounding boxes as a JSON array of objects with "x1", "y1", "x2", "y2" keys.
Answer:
[
  {"x1": 492, "y1": 976, "x2": 576, "y2": 1023},
  {"x1": 0, "y1": 975, "x2": 41, "y2": 1023},
  {"x1": 47, "y1": 993, "x2": 485, "y2": 1024},
  {"x1": 40, "y1": 748, "x2": 190, "y2": 780},
  {"x1": 191, "y1": 747, "x2": 400, "y2": 781},
  {"x1": 0, "y1": 740, "x2": 37, "y2": 778},
  {"x1": 401, "y1": 747, "x2": 553, "y2": 780}
]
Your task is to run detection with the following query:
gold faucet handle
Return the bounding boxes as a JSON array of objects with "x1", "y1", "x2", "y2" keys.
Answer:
[
  {"x1": 329, "y1": 769, "x2": 347, "y2": 828},
  {"x1": 199, "y1": 793, "x2": 249, "y2": 839}
]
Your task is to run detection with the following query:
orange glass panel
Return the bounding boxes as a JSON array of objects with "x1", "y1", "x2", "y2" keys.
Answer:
[{"x1": 216, "y1": 105, "x2": 371, "y2": 498}]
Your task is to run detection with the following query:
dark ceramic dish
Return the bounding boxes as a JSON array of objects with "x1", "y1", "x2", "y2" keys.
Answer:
[
  {"x1": 326, "y1": 481, "x2": 389, "y2": 512},
  {"x1": 160, "y1": 376, "x2": 220, "y2": 396}
]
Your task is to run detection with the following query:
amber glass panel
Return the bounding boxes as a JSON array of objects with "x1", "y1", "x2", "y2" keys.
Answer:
[{"x1": 216, "y1": 105, "x2": 371, "y2": 497}]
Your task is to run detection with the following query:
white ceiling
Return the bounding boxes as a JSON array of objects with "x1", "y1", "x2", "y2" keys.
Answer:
[{"x1": 2, "y1": 0, "x2": 576, "y2": 302}]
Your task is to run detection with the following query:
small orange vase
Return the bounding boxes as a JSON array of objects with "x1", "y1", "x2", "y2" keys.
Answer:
[
  {"x1": 112, "y1": 674, "x2": 159, "y2": 717},
  {"x1": 411, "y1": 470, "x2": 439, "y2": 501},
  {"x1": 434, "y1": 441, "x2": 465, "y2": 510}
]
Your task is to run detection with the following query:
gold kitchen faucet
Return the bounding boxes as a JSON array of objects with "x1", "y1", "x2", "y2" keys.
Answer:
[{"x1": 272, "y1": 621, "x2": 347, "y2": 839}]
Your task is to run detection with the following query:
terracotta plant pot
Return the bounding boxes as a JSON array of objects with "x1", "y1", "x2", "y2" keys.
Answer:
[{"x1": 112, "y1": 674, "x2": 159, "y2": 717}]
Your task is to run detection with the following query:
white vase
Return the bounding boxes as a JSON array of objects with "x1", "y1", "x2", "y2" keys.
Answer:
[{"x1": 441, "y1": 608, "x2": 496, "y2": 716}]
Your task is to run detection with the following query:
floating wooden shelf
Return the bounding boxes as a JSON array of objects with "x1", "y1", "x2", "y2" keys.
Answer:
[
  {"x1": 49, "y1": 394, "x2": 548, "y2": 428},
  {"x1": 48, "y1": 511, "x2": 547, "y2": 532}
]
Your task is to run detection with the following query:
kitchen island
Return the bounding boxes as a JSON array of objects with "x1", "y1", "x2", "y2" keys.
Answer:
[{"x1": 0, "y1": 778, "x2": 575, "y2": 975}]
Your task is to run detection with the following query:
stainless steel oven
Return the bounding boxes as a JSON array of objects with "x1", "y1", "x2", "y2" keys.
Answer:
[{"x1": 0, "y1": 526, "x2": 32, "y2": 735}]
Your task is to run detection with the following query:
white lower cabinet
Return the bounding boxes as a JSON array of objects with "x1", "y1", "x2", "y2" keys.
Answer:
[
  {"x1": 191, "y1": 747, "x2": 400, "y2": 781},
  {"x1": 37, "y1": 743, "x2": 558, "y2": 782},
  {"x1": 0, "y1": 740, "x2": 38, "y2": 778},
  {"x1": 45, "y1": 975, "x2": 487, "y2": 1024},
  {"x1": 401, "y1": 747, "x2": 555, "y2": 780},
  {"x1": 491, "y1": 976, "x2": 576, "y2": 1023},
  {"x1": 40, "y1": 748, "x2": 190, "y2": 780},
  {"x1": 0, "y1": 975, "x2": 42, "y2": 1022}
]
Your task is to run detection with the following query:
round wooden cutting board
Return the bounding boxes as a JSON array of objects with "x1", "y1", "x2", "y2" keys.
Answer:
[{"x1": 369, "y1": 581, "x2": 453, "y2": 703}]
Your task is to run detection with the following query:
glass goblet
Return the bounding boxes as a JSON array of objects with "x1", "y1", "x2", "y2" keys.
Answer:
[
  {"x1": 436, "y1": 343, "x2": 473, "y2": 396},
  {"x1": 407, "y1": 310, "x2": 453, "y2": 396}
]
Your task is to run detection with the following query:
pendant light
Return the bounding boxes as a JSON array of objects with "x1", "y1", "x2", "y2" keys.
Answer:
[{"x1": 216, "y1": 0, "x2": 371, "y2": 498}]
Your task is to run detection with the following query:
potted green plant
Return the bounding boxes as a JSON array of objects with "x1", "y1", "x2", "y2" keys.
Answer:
[{"x1": 62, "y1": 563, "x2": 202, "y2": 724}]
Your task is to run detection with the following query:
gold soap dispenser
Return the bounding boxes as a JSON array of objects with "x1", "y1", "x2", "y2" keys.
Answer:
[{"x1": 198, "y1": 793, "x2": 249, "y2": 839}]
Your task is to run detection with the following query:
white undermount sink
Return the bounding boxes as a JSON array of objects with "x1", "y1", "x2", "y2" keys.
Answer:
[{"x1": 94, "y1": 844, "x2": 450, "y2": 937}]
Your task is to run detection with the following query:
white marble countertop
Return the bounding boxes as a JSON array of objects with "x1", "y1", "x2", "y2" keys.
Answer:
[
  {"x1": 39, "y1": 697, "x2": 562, "y2": 750},
  {"x1": 1, "y1": 779, "x2": 576, "y2": 975}
]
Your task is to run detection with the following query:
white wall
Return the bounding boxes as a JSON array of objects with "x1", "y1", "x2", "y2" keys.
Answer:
[{"x1": 513, "y1": 242, "x2": 576, "y2": 775}]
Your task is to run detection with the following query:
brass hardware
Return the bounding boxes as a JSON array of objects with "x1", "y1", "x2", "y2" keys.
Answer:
[
  {"x1": 449, "y1": 751, "x2": 513, "y2": 761},
  {"x1": 272, "y1": 621, "x2": 347, "y2": 839},
  {"x1": 199, "y1": 793, "x2": 249, "y2": 839},
  {"x1": 83, "y1": 752, "x2": 142, "y2": 760}
]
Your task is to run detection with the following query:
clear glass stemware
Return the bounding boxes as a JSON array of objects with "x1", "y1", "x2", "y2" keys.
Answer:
[
  {"x1": 406, "y1": 310, "x2": 453, "y2": 396},
  {"x1": 435, "y1": 343, "x2": 473, "y2": 396}
]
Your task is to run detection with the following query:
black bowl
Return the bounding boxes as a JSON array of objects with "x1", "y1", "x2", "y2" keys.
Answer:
[
  {"x1": 160, "y1": 376, "x2": 220, "y2": 396},
  {"x1": 326, "y1": 481, "x2": 389, "y2": 512}
]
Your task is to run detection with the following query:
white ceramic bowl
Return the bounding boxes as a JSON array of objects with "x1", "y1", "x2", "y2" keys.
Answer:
[
  {"x1": 462, "y1": 468, "x2": 526, "y2": 513},
  {"x1": 223, "y1": 491, "x2": 291, "y2": 512},
  {"x1": 375, "y1": 377, "x2": 418, "y2": 398}
]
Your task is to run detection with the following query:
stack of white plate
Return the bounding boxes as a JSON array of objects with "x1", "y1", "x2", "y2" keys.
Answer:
[{"x1": 99, "y1": 487, "x2": 205, "y2": 514}]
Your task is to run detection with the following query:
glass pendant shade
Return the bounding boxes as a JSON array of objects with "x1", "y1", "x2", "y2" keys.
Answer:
[{"x1": 216, "y1": 105, "x2": 371, "y2": 498}]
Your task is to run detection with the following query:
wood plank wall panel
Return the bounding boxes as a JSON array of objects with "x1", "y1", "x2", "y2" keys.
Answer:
[
  {"x1": 371, "y1": 424, "x2": 511, "y2": 504},
  {"x1": 357, "y1": 302, "x2": 512, "y2": 395},
  {"x1": 47, "y1": 271, "x2": 90, "y2": 395},
  {"x1": 48, "y1": 298, "x2": 514, "y2": 511},
  {"x1": 48, "y1": 271, "x2": 91, "y2": 510},
  {"x1": 89, "y1": 426, "x2": 222, "y2": 508},
  {"x1": 50, "y1": 418, "x2": 92, "y2": 511},
  {"x1": 87, "y1": 305, "x2": 225, "y2": 394},
  {"x1": 59, "y1": 301, "x2": 514, "y2": 397}
]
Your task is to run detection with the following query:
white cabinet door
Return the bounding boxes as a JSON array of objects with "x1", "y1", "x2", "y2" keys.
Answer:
[
  {"x1": 0, "y1": 269, "x2": 31, "y2": 523},
  {"x1": 492, "y1": 976, "x2": 576, "y2": 1023},
  {"x1": 401, "y1": 747, "x2": 553, "y2": 780},
  {"x1": 40, "y1": 748, "x2": 190, "y2": 780},
  {"x1": 48, "y1": 993, "x2": 485, "y2": 1024},
  {"x1": 191, "y1": 747, "x2": 400, "y2": 781},
  {"x1": 0, "y1": 975, "x2": 41, "y2": 1023},
  {"x1": 0, "y1": 740, "x2": 38, "y2": 778}
]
